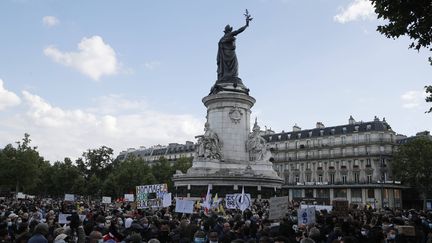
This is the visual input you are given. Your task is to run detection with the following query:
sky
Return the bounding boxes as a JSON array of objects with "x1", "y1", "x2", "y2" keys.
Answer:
[{"x1": 0, "y1": 0, "x2": 431, "y2": 162}]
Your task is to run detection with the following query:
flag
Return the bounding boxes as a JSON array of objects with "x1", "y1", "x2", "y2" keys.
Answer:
[
  {"x1": 212, "y1": 193, "x2": 219, "y2": 208},
  {"x1": 239, "y1": 186, "x2": 248, "y2": 212},
  {"x1": 203, "y1": 184, "x2": 212, "y2": 215}
]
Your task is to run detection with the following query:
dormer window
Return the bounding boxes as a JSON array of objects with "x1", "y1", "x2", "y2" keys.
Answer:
[
  {"x1": 331, "y1": 128, "x2": 335, "y2": 135},
  {"x1": 309, "y1": 131, "x2": 312, "y2": 137},
  {"x1": 320, "y1": 130, "x2": 324, "y2": 136},
  {"x1": 367, "y1": 124, "x2": 372, "y2": 130},
  {"x1": 354, "y1": 126, "x2": 359, "y2": 131},
  {"x1": 342, "y1": 127, "x2": 347, "y2": 133},
  {"x1": 298, "y1": 133, "x2": 301, "y2": 138},
  {"x1": 278, "y1": 135, "x2": 282, "y2": 140},
  {"x1": 287, "y1": 134, "x2": 291, "y2": 139}
]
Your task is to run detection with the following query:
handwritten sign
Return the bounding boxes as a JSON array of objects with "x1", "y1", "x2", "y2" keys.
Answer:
[
  {"x1": 175, "y1": 200, "x2": 194, "y2": 214},
  {"x1": 269, "y1": 196, "x2": 289, "y2": 220}
]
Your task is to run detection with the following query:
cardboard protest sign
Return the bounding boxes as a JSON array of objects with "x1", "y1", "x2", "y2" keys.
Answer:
[
  {"x1": 225, "y1": 193, "x2": 251, "y2": 210},
  {"x1": 102, "y1": 196, "x2": 112, "y2": 204},
  {"x1": 17, "y1": 192, "x2": 25, "y2": 199},
  {"x1": 332, "y1": 200, "x2": 349, "y2": 217},
  {"x1": 175, "y1": 200, "x2": 194, "y2": 214},
  {"x1": 64, "y1": 194, "x2": 75, "y2": 202},
  {"x1": 269, "y1": 196, "x2": 289, "y2": 220},
  {"x1": 124, "y1": 194, "x2": 134, "y2": 202},
  {"x1": 298, "y1": 206, "x2": 316, "y2": 225},
  {"x1": 136, "y1": 184, "x2": 168, "y2": 208}
]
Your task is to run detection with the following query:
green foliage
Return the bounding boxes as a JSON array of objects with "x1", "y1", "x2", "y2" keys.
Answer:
[
  {"x1": 0, "y1": 134, "x2": 190, "y2": 198},
  {"x1": 0, "y1": 134, "x2": 46, "y2": 193},
  {"x1": 371, "y1": 0, "x2": 432, "y2": 112},
  {"x1": 371, "y1": 0, "x2": 432, "y2": 62},
  {"x1": 392, "y1": 137, "x2": 432, "y2": 198},
  {"x1": 426, "y1": 85, "x2": 432, "y2": 113}
]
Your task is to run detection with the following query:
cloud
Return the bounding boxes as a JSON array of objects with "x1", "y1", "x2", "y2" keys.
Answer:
[
  {"x1": 401, "y1": 90, "x2": 427, "y2": 109},
  {"x1": 44, "y1": 36, "x2": 120, "y2": 80},
  {"x1": 144, "y1": 61, "x2": 161, "y2": 70},
  {"x1": 0, "y1": 79, "x2": 21, "y2": 110},
  {"x1": 334, "y1": 0, "x2": 376, "y2": 24},
  {"x1": 2, "y1": 91, "x2": 203, "y2": 162},
  {"x1": 42, "y1": 16, "x2": 60, "y2": 27}
]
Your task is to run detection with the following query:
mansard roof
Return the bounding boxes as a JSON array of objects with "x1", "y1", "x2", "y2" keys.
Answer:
[{"x1": 263, "y1": 120, "x2": 392, "y2": 142}]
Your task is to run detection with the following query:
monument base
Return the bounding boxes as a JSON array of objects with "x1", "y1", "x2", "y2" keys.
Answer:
[{"x1": 173, "y1": 158, "x2": 283, "y2": 199}]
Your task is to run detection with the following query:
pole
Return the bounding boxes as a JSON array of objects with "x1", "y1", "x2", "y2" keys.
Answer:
[{"x1": 380, "y1": 153, "x2": 384, "y2": 209}]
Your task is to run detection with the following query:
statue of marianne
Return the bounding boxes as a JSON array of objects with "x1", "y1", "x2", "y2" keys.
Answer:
[{"x1": 216, "y1": 10, "x2": 253, "y2": 83}]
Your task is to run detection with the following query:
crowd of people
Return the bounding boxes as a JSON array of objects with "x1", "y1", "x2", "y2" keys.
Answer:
[{"x1": 0, "y1": 197, "x2": 432, "y2": 243}]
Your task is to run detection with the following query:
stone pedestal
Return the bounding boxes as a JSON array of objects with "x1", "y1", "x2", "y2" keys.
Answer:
[{"x1": 173, "y1": 84, "x2": 283, "y2": 198}]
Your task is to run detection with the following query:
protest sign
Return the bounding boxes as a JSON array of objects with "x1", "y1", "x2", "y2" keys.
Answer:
[
  {"x1": 298, "y1": 206, "x2": 316, "y2": 225},
  {"x1": 58, "y1": 213, "x2": 71, "y2": 224},
  {"x1": 102, "y1": 196, "x2": 111, "y2": 204},
  {"x1": 332, "y1": 200, "x2": 349, "y2": 216},
  {"x1": 136, "y1": 184, "x2": 168, "y2": 208},
  {"x1": 269, "y1": 196, "x2": 289, "y2": 220},
  {"x1": 163, "y1": 193, "x2": 172, "y2": 207},
  {"x1": 124, "y1": 194, "x2": 134, "y2": 202},
  {"x1": 17, "y1": 192, "x2": 25, "y2": 199},
  {"x1": 225, "y1": 193, "x2": 251, "y2": 210},
  {"x1": 175, "y1": 200, "x2": 195, "y2": 214},
  {"x1": 301, "y1": 204, "x2": 333, "y2": 212},
  {"x1": 64, "y1": 194, "x2": 75, "y2": 202}
]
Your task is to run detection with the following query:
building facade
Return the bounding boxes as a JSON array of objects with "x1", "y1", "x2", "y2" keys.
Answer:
[
  {"x1": 263, "y1": 116, "x2": 405, "y2": 208},
  {"x1": 117, "y1": 141, "x2": 195, "y2": 165},
  {"x1": 117, "y1": 116, "x2": 412, "y2": 208}
]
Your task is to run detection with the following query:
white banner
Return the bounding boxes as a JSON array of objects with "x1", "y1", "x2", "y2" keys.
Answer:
[
  {"x1": 175, "y1": 200, "x2": 194, "y2": 214},
  {"x1": 225, "y1": 193, "x2": 251, "y2": 210},
  {"x1": 102, "y1": 196, "x2": 112, "y2": 204},
  {"x1": 64, "y1": 194, "x2": 75, "y2": 202},
  {"x1": 300, "y1": 204, "x2": 332, "y2": 212},
  {"x1": 298, "y1": 206, "x2": 316, "y2": 225},
  {"x1": 124, "y1": 194, "x2": 134, "y2": 202},
  {"x1": 17, "y1": 192, "x2": 25, "y2": 199}
]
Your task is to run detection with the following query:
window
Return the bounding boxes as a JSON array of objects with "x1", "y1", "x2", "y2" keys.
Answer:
[
  {"x1": 331, "y1": 128, "x2": 335, "y2": 135},
  {"x1": 354, "y1": 172, "x2": 360, "y2": 183},
  {"x1": 306, "y1": 174, "x2": 311, "y2": 182},
  {"x1": 351, "y1": 189, "x2": 362, "y2": 203},
  {"x1": 366, "y1": 159, "x2": 371, "y2": 167},
  {"x1": 329, "y1": 161, "x2": 335, "y2": 169},
  {"x1": 354, "y1": 160, "x2": 359, "y2": 168},
  {"x1": 305, "y1": 189, "x2": 314, "y2": 198},
  {"x1": 293, "y1": 189, "x2": 302, "y2": 198},
  {"x1": 367, "y1": 189, "x2": 375, "y2": 198},
  {"x1": 342, "y1": 175, "x2": 347, "y2": 184},
  {"x1": 367, "y1": 175, "x2": 372, "y2": 183},
  {"x1": 341, "y1": 136, "x2": 346, "y2": 145},
  {"x1": 295, "y1": 175, "x2": 300, "y2": 183},
  {"x1": 318, "y1": 174, "x2": 323, "y2": 182},
  {"x1": 342, "y1": 127, "x2": 347, "y2": 133},
  {"x1": 320, "y1": 130, "x2": 324, "y2": 136},
  {"x1": 306, "y1": 163, "x2": 311, "y2": 170},
  {"x1": 330, "y1": 174, "x2": 335, "y2": 184},
  {"x1": 366, "y1": 125, "x2": 371, "y2": 130},
  {"x1": 318, "y1": 162, "x2": 323, "y2": 170},
  {"x1": 341, "y1": 160, "x2": 347, "y2": 169},
  {"x1": 365, "y1": 134, "x2": 371, "y2": 142},
  {"x1": 334, "y1": 188, "x2": 347, "y2": 199}
]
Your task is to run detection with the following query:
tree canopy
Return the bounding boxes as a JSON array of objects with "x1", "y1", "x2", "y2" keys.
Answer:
[
  {"x1": 0, "y1": 134, "x2": 193, "y2": 198},
  {"x1": 392, "y1": 136, "x2": 432, "y2": 206},
  {"x1": 371, "y1": 0, "x2": 432, "y2": 112}
]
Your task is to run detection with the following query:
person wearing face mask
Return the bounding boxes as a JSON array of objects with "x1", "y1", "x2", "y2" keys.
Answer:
[
  {"x1": 193, "y1": 230, "x2": 206, "y2": 243},
  {"x1": 385, "y1": 228, "x2": 397, "y2": 243}
]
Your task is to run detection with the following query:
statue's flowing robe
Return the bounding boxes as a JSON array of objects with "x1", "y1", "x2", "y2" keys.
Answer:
[{"x1": 217, "y1": 34, "x2": 238, "y2": 81}]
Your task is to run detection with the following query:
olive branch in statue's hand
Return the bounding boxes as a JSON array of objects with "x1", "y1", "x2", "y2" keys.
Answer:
[{"x1": 244, "y1": 9, "x2": 253, "y2": 25}]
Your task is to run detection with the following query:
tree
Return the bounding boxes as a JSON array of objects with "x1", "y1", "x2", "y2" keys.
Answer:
[
  {"x1": 77, "y1": 146, "x2": 115, "y2": 179},
  {"x1": 151, "y1": 156, "x2": 175, "y2": 188},
  {"x1": 392, "y1": 137, "x2": 432, "y2": 209},
  {"x1": 173, "y1": 157, "x2": 192, "y2": 174},
  {"x1": 371, "y1": 0, "x2": 432, "y2": 112},
  {"x1": 0, "y1": 134, "x2": 45, "y2": 193}
]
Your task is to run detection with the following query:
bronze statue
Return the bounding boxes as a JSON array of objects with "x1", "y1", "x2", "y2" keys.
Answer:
[{"x1": 216, "y1": 10, "x2": 253, "y2": 84}]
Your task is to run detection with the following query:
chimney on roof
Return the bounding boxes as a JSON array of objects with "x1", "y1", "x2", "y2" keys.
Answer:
[
  {"x1": 374, "y1": 116, "x2": 379, "y2": 122},
  {"x1": 316, "y1": 122, "x2": 325, "y2": 129},
  {"x1": 349, "y1": 115, "x2": 356, "y2": 125},
  {"x1": 293, "y1": 124, "x2": 301, "y2": 132}
]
